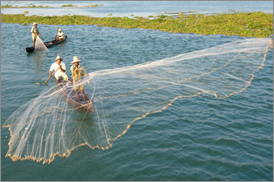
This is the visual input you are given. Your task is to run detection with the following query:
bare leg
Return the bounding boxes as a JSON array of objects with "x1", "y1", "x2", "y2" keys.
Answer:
[
  {"x1": 33, "y1": 40, "x2": 35, "y2": 48},
  {"x1": 75, "y1": 89, "x2": 80, "y2": 101},
  {"x1": 81, "y1": 89, "x2": 86, "y2": 101}
]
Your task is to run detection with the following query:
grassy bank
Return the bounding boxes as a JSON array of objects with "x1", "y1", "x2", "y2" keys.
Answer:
[{"x1": 1, "y1": 12, "x2": 273, "y2": 37}]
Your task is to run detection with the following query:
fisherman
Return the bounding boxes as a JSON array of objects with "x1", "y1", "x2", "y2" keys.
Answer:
[
  {"x1": 48, "y1": 55, "x2": 70, "y2": 83},
  {"x1": 70, "y1": 56, "x2": 90, "y2": 101},
  {"x1": 30, "y1": 22, "x2": 41, "y2": 48},
  {"x1": 55, "y1": 28, "x2": 64, "y2": 41}
]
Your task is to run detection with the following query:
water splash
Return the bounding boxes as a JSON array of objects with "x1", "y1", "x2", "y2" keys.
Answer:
[{"x1": 3, "y1": 38, "x2": 272, "y2": 164}]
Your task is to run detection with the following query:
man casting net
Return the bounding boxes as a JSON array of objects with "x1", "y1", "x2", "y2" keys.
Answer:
[{"x1": 3, "y1": 38, "x2": 272, "y2": 164}]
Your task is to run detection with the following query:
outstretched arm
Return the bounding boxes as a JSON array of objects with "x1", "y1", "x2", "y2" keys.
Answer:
[{"x1": 83, "y1": 67, "x2": 90, "y2": 84}]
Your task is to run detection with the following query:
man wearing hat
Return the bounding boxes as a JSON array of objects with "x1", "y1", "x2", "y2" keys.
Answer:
[
  {"x1": 30, "y1": 22, "x2": 41, "y2": 48},
  {"x1": 70, "y1": 56, "x2": 90, "y2": 101},
  {"x1": 49, "y1": 55, "x2": 69, "y2": 83},
  {"x1": 55, "y1": 28, "x2": 64, "y2": 41}
]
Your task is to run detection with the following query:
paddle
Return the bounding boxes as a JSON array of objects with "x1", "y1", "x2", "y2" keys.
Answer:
[{"x1": 44, "y1": 67, "x2": 60, "y2": 84}]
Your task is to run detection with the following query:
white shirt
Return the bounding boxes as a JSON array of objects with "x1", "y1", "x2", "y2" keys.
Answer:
[
  {"x1": 58, "y1": 32, "x2": 63, "y2": 37},
  {"x1": 49, "y1": 62, "x2": 66, "y2": 78}
]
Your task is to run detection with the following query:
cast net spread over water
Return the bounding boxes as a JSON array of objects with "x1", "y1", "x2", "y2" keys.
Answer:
[
  {"x1": 34, "y1": 36, "x2": 49, "y2": 52},
  {"x1": 3, "y1": 38, "x2": 272, "y2": 164}
]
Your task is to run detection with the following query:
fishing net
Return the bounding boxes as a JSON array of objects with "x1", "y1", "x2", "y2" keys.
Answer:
[
  {"x1": 3, "y1": 38, "x2": 272, "y2": 164},
  {"x1": 35, "y1": 36, "x2": 49, "y2": 51}
]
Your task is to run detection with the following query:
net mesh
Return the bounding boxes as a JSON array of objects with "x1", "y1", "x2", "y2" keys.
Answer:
[
  {"x1": 3, "y1": 38, "x2": 272, "y2": 164},
  {"x1": 35, "y1": 36, "x2": 49, "y2": 52}
]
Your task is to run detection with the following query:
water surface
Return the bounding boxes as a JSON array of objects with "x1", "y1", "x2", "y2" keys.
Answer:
[
  {"x1": 1, "y1": 1, "x2": 273, "y2": 17},
  {"x1": 1, "y1": 3, "x2": 273, "y2": 180}
]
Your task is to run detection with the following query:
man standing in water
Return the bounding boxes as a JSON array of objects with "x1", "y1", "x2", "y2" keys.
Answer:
[
  {"x1": 70, "y1": 56, "x2": 90, "y2": 101},
  {"x1": 30, "y1": 22, "x2": 41, "y2": 48},
  {"x1": 49, "y1": 55, "x2": 70, "y2": 83}
]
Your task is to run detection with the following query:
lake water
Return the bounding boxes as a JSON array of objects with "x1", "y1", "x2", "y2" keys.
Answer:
[
  {"x1": 1, "y1": 2, "x2": 273, "y2": 181},
  {"x1": 1, "y1": 1, "x2": 273, "y2": 17}
]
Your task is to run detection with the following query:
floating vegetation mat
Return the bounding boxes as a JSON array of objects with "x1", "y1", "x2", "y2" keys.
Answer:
[{"x1": 1, "y1": 12, "x2": 273, "y2": 37}]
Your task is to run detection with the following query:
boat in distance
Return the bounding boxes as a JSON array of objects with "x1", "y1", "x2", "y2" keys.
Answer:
[{"x1": 26, "y1": 35, "x2": 67, "y2": 53}]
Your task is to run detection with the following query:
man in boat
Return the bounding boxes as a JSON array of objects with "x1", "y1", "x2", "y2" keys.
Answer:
[
  {"x1": 55, "y1": 28, "x2": 64, "y2": 41},
  {"x1": 30, "y1": 22, "x2": 41, "y2": 48},
  {"x1": 70, "y1": 56, "x2": 90, "y2": 101},
  {"x1": 49, "y1": 55, "x2": 70, "y2": 83}
]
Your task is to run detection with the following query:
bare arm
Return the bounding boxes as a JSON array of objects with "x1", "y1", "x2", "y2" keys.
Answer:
[
  {"x1": 85, "y1": 75, "x2": 90, "y2": 84},
  {"x1": 83, "y1": 67, "x2": 90, "y2": 84},
  {"x1": 59, "y1": 65, "x2": 66, "y2": 72}
]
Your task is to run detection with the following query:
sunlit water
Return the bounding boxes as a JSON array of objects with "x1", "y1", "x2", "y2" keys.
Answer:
[
  {"x1": 1, "y1": 20, "x2": 273, "y2": 181},
  {"x1": 1, "y1": 1, "x2": 273, "y2": 17}
]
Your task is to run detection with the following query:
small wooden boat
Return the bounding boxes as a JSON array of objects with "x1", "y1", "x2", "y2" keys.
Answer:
[
  {"x1": 56, "y1": 79, "x2": 94, "y2": 113},
  {"x1": 26, "y1": 35, "x2": 68, "y2": 53}
]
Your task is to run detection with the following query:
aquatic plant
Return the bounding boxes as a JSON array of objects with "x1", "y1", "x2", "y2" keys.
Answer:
[
  {"x1": 83, "y1": 4, "x2": 103, "y2": 8},
  {"x1": 1, "y1": 4, "x2": 14, "y2": 8},
  {"x1": 60, "y1": 4, "x2": 77, "y2": 8},
  {"x1": 1, "y1": 12, "x2": 273, "y2": 38}
]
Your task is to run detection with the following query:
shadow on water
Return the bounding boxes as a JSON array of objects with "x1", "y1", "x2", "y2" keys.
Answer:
[
  {"x1": 32, "y1": 51, "x2": 49, "y2": 65},
  {"x1": 74, "y1": 109, "x2": 95, "y2": 127}
]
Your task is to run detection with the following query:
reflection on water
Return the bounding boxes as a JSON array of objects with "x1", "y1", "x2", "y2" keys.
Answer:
[{"x1": 27, "y1": 51, "x2": 49, "y2": 84}]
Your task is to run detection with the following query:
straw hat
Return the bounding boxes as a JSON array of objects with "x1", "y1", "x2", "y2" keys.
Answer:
[
  {"x1": 71, "y1": 56, "x2": 81, "y2": 64},
  {"x1": 59, "y1": 28, "x2": 62, "y2": 31},
  {"x1": 55, "y1": 55, "x2": 63, "y2": 61},
  {"x1": 33, "y1": 22, "x2": 37, "y2": 25}
]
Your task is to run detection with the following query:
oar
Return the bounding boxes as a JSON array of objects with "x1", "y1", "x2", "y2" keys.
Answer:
[{"x1": 44, "y1": 67, "x2": 60, "y2": 84}]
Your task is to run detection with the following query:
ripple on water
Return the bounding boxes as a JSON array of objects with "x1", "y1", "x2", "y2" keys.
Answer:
[{"x1": 1, "y1": 23, "x2": 273, "y2": 181}]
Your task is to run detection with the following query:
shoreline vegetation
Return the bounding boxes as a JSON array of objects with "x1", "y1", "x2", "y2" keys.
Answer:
[
  {"x1": 1, "y1": 12, "x2": 273, "y2": 38},
  {"x1": 1, "y1": 4, "x2": 103, "y2": 8}
]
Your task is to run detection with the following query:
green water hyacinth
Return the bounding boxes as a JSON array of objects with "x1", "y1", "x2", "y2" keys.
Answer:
[
  {"x1": 1, "y1": 12, "x2": 273, "y2": 37},
  {"x1": 60, "y1": 4, "x2": 78, "y2": 8}
]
